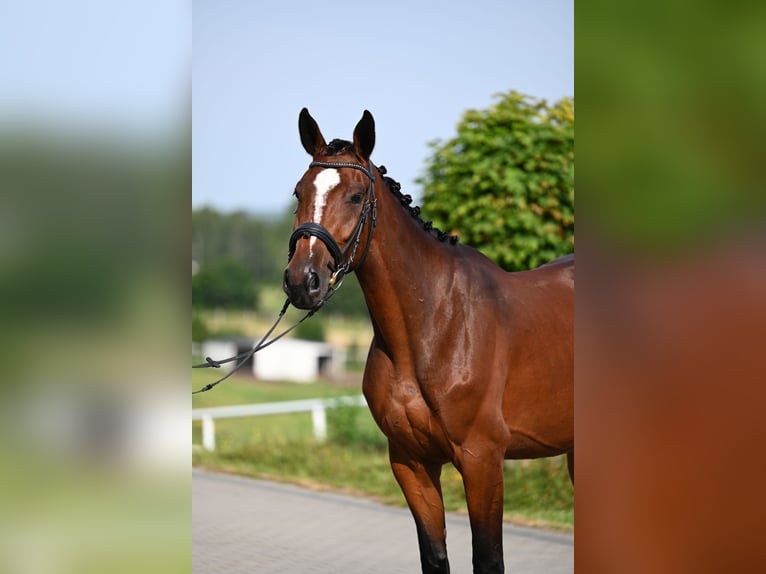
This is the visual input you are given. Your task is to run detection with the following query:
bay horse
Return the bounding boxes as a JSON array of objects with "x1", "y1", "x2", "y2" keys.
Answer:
[{"x1": 283, "y1": 109, "x2": 573, "y2": 573}]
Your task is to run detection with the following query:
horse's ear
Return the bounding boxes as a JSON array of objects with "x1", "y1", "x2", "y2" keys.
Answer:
[
  {"x1": 353, "y1": 110, "x2": 375, "y2": 160},
  {"x1": 298, "y1": 108, "x2": 326, "y2": 156}
]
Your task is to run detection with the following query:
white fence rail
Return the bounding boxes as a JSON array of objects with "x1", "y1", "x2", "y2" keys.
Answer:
[{"x1": 192, "y1": 395, "x2": 367, "y2": 451}]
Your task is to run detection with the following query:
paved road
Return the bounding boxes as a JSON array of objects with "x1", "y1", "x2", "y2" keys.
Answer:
[{"x1": 193, "y1": 469, "x2": 573, "y2": 573}]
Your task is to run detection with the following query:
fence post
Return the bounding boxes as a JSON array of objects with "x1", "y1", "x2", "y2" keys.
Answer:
[
  {"x1": 202, "y1": 414, "x2": 216, "y2": 451},
  {"x1": 311, "y1": 404, "x2": 327, "y2": 441}
]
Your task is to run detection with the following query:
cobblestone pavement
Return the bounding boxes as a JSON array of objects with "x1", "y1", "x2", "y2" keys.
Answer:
[{"x1": 193, "y1": 469, "x2": 573, "y2": 573}]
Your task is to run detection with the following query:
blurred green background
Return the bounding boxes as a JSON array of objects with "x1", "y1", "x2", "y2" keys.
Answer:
[{"x1": 0, "y1": 2, "x2": 190, "y2": 573}]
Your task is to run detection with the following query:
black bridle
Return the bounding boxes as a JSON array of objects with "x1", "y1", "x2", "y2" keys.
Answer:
[
  {"x1": 288, "y1": 160, "x2": 377, "y2": 290},
  {"x1": 192, "y1": 159, "x2": 377, "y2": 395}
]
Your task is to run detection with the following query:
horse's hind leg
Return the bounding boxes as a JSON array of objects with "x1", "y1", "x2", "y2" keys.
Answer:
[
  {"x1": 389, "y1": 442, "x2": 449, "y2": 573},
  {"x1": 566, "y1": 450, "x2": 574, "y2": 484}
]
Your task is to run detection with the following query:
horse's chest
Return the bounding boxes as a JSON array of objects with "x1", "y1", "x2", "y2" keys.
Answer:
[{"x1": 370, "y1": 387, "x2": 450, "y2": 460}]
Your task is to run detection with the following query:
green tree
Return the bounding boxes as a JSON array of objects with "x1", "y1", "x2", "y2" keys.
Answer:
[
  {"x1": 191, "y1": 206, "x2": 370, "y2": 317},
  {"x1": 192, "y1": 257, "x2": 258, "y2": 309},
  {"x1": 192, "y1": 208, "x2": 294, "y2": 293},
  {"x1": 322, "y1": 274, "x2": 368, "y2": 318},
  {"x1": 191, "y1": 313, "x2": 209, "y2": 342},
  {"x1": 418, "y1": 91, "x2": 574, "y2": 271},
  {"x1": 293, "y1": 318, "x2": 326, "y2": 342}
]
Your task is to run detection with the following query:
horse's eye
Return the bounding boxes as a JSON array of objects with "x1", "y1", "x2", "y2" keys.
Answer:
[{"x1": 350, "y1": 193, "x2": 363, "y2": 204}]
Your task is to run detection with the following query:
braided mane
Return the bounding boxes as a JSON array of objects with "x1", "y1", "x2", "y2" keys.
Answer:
[
  {"x1": 376, "y1": 165, "x2": 458, "y2": 245},
  {"x1": 323, "y1": 139, "x2": 458, "y2": 245}
]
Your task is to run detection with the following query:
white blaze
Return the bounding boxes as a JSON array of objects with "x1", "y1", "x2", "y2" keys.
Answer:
[{"x1": 310, "y1": 168, "x2": 340, "y2": 253}]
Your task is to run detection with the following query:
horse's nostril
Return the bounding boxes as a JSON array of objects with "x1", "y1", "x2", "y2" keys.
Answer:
[{"x1": 308, "y1": 270, "x2": 320, "y2": 292}]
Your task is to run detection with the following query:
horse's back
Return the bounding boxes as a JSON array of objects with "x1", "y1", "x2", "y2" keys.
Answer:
[
  {"x1": 533, "y1": 252, "x2": 574, "y2": 289},
  {"x1": 508, "y1": 251, "x2": 573, "y2": 326}
]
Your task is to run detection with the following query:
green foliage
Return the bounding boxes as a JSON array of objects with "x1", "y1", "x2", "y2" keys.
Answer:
[
  {"x1": 191, "y1": 313, "x2": 209, "y2": 342},
  {"x1": 293, "y1": 317, "x2": 327, "y2": 342},
  {"x1": 321, "y1": 274, "x2": 369, "y2": 317},
  {"x1": 191, "y1": 207, "x2": 370, "y2": 317},
  {"x1": 327, "y1": 404, "x2": 388, "y2": 449},
  {"x1": 192, "y1": 207, "x2": 293, "y2": 297},
  {"x1": 419, "y1": 91, "x2": 574, "y2": 271},
  {"x1": 503, "y1": 459, "x2": 574, "y2": 522},
  {"x1": 192, "y1": 257, "x2": 258, "y2": 309}
]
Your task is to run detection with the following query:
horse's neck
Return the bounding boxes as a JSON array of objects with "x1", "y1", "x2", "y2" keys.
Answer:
[{"x1": 354, "y1": 186, "x2": 453, "y2": 358}]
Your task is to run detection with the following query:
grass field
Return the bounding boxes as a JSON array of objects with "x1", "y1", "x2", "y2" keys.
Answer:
[
  {"x1": 200, "y1": 301, "x2": 374, "y2": 349},
  {"x1": 191, "y1": 369, "x2": 574, "y2": 531}
]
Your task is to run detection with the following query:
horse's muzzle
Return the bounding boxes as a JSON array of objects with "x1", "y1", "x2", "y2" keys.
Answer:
[{"x1": 283, "y1": 264, "x2": 326, "y2": 310}]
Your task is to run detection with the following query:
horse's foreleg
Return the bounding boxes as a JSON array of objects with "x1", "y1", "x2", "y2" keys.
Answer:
[
  {"x1": 389, "y1": 442, "x2": 449, "y2": 574},
  {"x1": 567, "y1": 450, "x2": 574, "y2": 484},
  {"x1": 457, "y1": 447, "x2": 506, "y2": 574}
]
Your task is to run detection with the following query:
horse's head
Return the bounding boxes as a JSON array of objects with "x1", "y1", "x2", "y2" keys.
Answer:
[{"x1": 283, "y1": 108, "x2": 377, "y2": 310}]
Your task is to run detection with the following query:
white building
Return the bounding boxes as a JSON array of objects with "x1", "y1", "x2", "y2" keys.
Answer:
[{"x1": 200, "y1": 337, "x2": 345, "y2": 383}]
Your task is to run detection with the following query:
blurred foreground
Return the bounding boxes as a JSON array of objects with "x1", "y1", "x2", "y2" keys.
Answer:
[
  {"x1": 0, "y1": 137, "x2": 189, "y2": 574},
  {"x1": 576, "y1": 1, "x2": 766, "y2": 571},
  {"x1": 0, "y1": 3, "x2": 190, "y2": 571},
  {"x1": 0, "y1": 126, "x2": 190, "y2": 573}
]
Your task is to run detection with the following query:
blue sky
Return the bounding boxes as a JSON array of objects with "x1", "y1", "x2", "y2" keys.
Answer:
[
  {"x1": 0, "y1": 1, "x2": 190, "y2": 136},
  {"x1": 193, "y1": 0, "x2": 573, "y2": 214}
]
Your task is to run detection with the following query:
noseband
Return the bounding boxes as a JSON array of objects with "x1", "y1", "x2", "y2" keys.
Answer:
[{"x1": 288, "y1": 160, "x2": 377, "y2": 288}]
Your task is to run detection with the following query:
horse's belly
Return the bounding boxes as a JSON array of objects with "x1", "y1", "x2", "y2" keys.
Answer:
[{"x1": 504, "y1": 432, "x2": 570, "y2": 459}]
